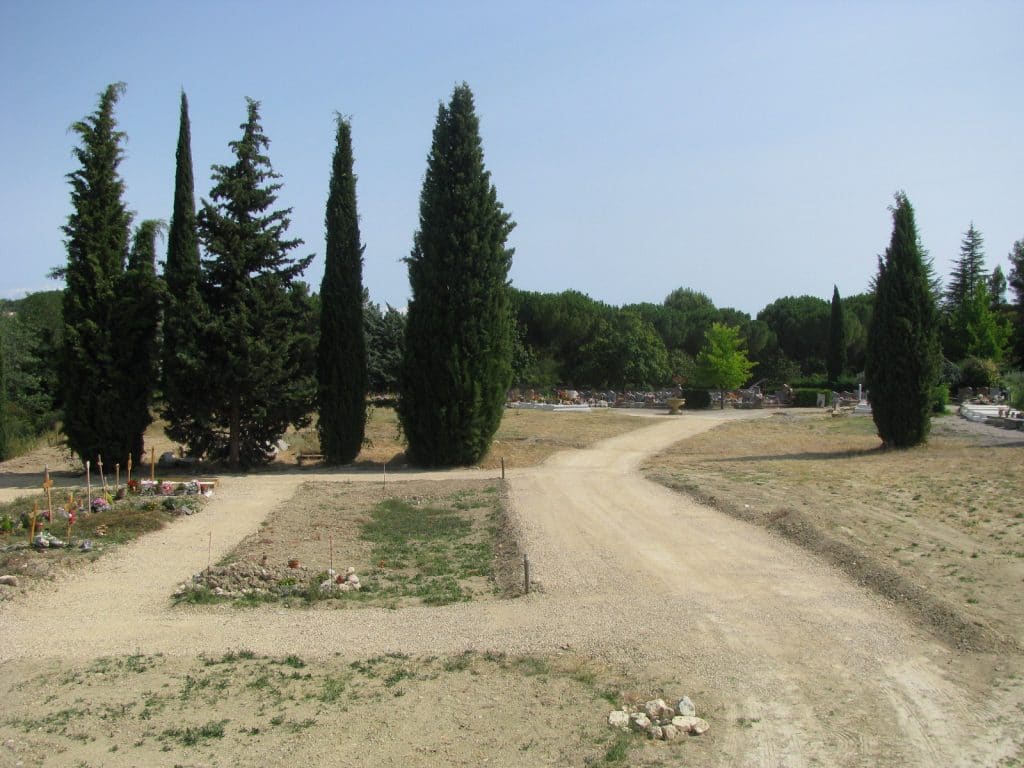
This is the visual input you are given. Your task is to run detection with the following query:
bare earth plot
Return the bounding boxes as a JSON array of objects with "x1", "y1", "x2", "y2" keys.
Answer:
[{"x1": 1, "y1": 410, "x2": 1022, "y2": 766}]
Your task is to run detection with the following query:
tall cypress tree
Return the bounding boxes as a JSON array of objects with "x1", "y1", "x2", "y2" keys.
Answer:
[
  {"x1": 0, "y1": 341, "x2": 8, "y2": 461},
  {"x1": 60, "y1": 83, "x2": 133, "y2": 467},
  {"x1": 1009, "y1": 239, "x2": 1024, "y2": 367},
  {"x1": 195, "y1": 98, "x2": 316, "y2": 468},
  {"x1": 317, "y1": 115, "x2": 367, "y2": 464},
  {"x1": 162, "y1": 91, "x2": 208, "y2": 454},
  {"x1": 865, "y1": 193, "x2": 940, "y2": 448},
  {"x1": 399, "y1": 83, "x2": 515, "y2": 466},
  {"x1": 115, "y1": 220, "x2": 163, "y2": 464},
  {"x1": 826, "y1": 285, "x2": 847, "y2": 386}
]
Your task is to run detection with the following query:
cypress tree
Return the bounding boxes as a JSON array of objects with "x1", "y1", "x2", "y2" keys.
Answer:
[
  {"x1": 196, "y1": 98, "x2": 316, "y2": 468},
  {"x1": 1009, "y1": 239, "x2": 1024, "y2": 367},
  {"x1": 60, "y1": 83, "x2": 133, "y2": 467},
  {"x1": 399, "y1": 83, "x2": 515, "y2": 466},
  {"x1": 115, "y1": 220, "x2": 163, "y2": 464},
  {"x1": 0, "y1": 341, "x2": 8, "y2": 461},
  {"x1": 826, "y1": 285, "x2": 847, "y2": 385},
  {"x1": 865, "y1": 193, "x2": 940, "y2": 448},
  {"x1": 162, "y1": 91, "x2": 209, "y2": 454},
  {"x1": 317, "y1": 115, "x2": 367, "y2": 464}
]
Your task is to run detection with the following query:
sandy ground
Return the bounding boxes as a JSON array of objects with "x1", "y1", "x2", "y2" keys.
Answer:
[{"x1": 1, "y1": 410, "x2": 1021, "y2": 766}]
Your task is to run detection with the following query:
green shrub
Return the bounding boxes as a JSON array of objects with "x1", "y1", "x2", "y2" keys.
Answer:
[
  {"x1": 791, "y1": 388, "x2": 826, "y2": 407},
  {"x1": 931, "y1": 383, "x2": 950, "y2": 414},
  {"x1": 1003, "y1": 371, "x2": 1024, "y2": 410},
  {"x1": 958, "y1": 357, "x2": 999, "y2": 389},
  {"x1": 681, "y1": 388, "x2": 712, "y2": 409}
]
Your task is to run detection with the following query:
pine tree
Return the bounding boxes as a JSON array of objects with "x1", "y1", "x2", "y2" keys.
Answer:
[
  {"x1": 115, "y1": 220, "x2": 163, "y2": 464},
  {"x1": 60, "y1": 83, "x2": 133, "y2": 467},
  {"x1": 317, "y1": 116, "x2": 367, "y2": 464},
  {"x1": 162, "y1": 91, "x2": 209, "y2": 454},
  {"x1": 195, "y1": 98, "x2": 316, "y2": 468},
  {"x1": 944, "y1": 223, "x2": 988, "y2": 312},
  {"x1": 399, "y1": 83, "x2": 515, "y2": 466},
  {"x1": 865, "y1": 193, "x2": 940, "y2": 448},
  {"x1": 827, "y1": 285, "x2": 847, "y2": 386}
]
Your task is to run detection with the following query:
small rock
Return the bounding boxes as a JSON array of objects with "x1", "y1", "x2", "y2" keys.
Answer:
[
  {"x1": 646, "y1": 725, "x2": 664, "y2": 740},
  {"x1": 672, "y1": 715, "x2": 709, "y2": 735},
  {"x1": 676, "y1": 696, "x2": 696, "y2": 717},
  {"x1": 629, "y1": 712, "x2": 651, "y2": 732},
  {"x1": 645, "y1": 698, "x2": 673, "y2": 719},
  {"x1": 0, "y1": 575, "x2": 18, "y2": 587},
  {"x1": 607, "y1": 710, "x2": 630, "y2": 730},
  {"x1": 662, "y1": 724, "x2": 678, "y2": 741}
]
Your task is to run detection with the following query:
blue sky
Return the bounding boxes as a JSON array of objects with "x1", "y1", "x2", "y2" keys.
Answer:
[{"x1": 1, "y1": 1, "x2": 1021, "y2": 315}]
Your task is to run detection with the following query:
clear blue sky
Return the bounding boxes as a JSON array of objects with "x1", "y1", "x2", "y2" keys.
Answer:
[{"x1": 1, "y1": 1, "x2": 1021, "y2": 316}]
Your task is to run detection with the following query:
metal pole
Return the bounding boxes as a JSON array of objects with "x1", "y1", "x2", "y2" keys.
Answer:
[{"x1": 523, "y1": 553, "x2": 530, "y2": 595}]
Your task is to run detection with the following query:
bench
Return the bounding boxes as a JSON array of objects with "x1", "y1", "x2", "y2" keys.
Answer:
[{"x1": 296, "y1": 453, "x2": 324, "y2": 467}]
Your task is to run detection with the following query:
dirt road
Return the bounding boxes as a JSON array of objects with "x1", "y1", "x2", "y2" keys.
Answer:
[{"x1": 1, "y1": 410, "x2": 1020, "y2": 766}]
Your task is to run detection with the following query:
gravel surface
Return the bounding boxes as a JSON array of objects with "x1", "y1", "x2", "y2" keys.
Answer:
[{"x1": 1, "y1": 410, "x2": 1020, "y2": 766}]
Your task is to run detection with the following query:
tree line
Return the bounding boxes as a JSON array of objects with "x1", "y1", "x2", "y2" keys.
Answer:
[{"x1": 1, "y1": 83, "x2": 1022, "y2": 462}]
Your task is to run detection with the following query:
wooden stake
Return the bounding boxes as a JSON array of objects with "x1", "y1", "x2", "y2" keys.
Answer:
[
  {"x1": 115, "y1": 463, "x2": 120, "y2": 495},
  {"x1": 97, "y1": 455, "x2": 109, "y2": 496},
  {"x1": 85, "y1": 460, "x2": 92, "y2": 506},
  {"x1": 501, "y1": 456, "x2": 505, "y2": 480},
  {"x1": 207, "y1": 531, "x2": 212, "y2": 569},
  {"x1": 126, "y1": 454, "x2": 133, "y2": 489},
  {"x1": 523, "y1": 553, "x2": 530, "y2": 595},
  {"x1": 29, "y1": 502, "x2": 38, "y2": 544},
  {"x1": 329, "y1": 534, "x2": 334, "y2": 574},
  {"x1": 42, "y1": 465, "x2": 54, "y2": 525},
  {"x1": 150, "y1": 447, "x2": 156, "y2": 481}
]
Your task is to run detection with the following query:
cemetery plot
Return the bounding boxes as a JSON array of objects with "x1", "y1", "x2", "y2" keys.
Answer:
[{"x1": 176, "y1": 480, "x2": 517, "y2": 608}]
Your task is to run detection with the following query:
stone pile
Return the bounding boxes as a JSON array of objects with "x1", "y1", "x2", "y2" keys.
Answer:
[
  {"x1": 319, "y1": 566, "x2": 362, "y2": 593},
  {"x1": 607, "y1": 696, "x2": 709, "y2": 741},
  {"x1": 175, "y1": 560, "x2": 364, "y2": 599}
]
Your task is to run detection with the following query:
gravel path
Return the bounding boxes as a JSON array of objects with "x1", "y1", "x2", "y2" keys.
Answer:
[{"x1": 1, "y1": 410, "x2": 1019, "y2": 766}]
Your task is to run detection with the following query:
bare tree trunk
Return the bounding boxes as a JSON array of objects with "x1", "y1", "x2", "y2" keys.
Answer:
[{"x1": 229, "y1": 398, "x2": 240, "y2": 468}]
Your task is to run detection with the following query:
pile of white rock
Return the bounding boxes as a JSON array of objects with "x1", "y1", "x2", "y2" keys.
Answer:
[
  {"x1": 319, "y1": 566, "x2": 361, "y2": 593},
  {"x1": 607, "y1": 696, "x2": 709, "y2": 741}
]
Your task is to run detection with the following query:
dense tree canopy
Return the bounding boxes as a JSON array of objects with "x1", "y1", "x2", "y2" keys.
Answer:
[
  {"x1": 400, "y1": 83, "x2": 515, "y2": 466},
  {"x1": 757, "y1": 295, "x2": 830, "y2": 376}
]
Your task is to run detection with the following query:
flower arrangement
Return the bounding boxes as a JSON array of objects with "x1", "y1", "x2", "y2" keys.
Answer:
[
  {"x1": 160, "y1": 481, "x2": 175, "y2": 496},
  {"x1": 91, "y1": 497, "x2": 110, "y2": 513},
  {"x1": 126, "y1": 479, "x2": 140, "y2": 494}
]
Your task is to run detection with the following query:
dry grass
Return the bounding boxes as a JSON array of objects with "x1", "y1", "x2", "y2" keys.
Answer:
[
  {"x1": 286, "y1": 407, "x2": 647, "y2": 469},
  {"x1": 643, "y1": 411, "x2": 1024, "y2": 650}
]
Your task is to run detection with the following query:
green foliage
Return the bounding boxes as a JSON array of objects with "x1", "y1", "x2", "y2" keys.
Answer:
[
  {"x1": 364, "y1": 298, "x2": 404, "y2": 392},
  {"x1": 400, "y1": 84, "x2": 515, "y2": 466},
  {"x1": 662, "y1": 287, "x2": 719, "y2": 355},
  {"x1": 0, "y1": 342, "x2": 8, "y2": 461},
  {"x1": 696, "y1": 322, "x2": 755, "y2": 405},
  {"x1": 60, "y1": 83, "x2": 139, "y2": 467},
  {"x1": 958, "y1": 356, "x2": 999, "y2": 389},
  {"x1": 190, "y1": 99, "x2": 316, "y2": 467},
  {"x1": 1003, "y1": 370, "x2": 1024, "y2": 410},
  {"x1": 827, "y1": 285, "x2": 847, "y2": 385},
  {"x1": 1010, "y1": 239, "x2": 1024, "y2": 367},
  {"x1": 577, "y1": 311, "x2": 669, "y2": 388},
  {"x1": 865, "y1": 193, "x2": 941, "y2": 448},
  {"x1": 513, "y1": 289, "x2": 613, "y2": 384},
  {"x1": 941, "y1": 224, "x2": 1009, "y2": 363},
  {"x1": 162, "y1": 91, "x2": 208, "y2": 455},
  {"x1": 115, "y1": 220, "x2": 163, "y2": 464},
  {"x1": 841, "y1": 292, "x2": 873, "y2": 374},
  {"x1": 317, "y1": 116, "x2": 367, "y2": 464},
  {"x1": 757, "y1": 295, "x2": 830, "y2": 377}
]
